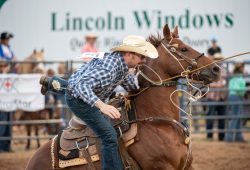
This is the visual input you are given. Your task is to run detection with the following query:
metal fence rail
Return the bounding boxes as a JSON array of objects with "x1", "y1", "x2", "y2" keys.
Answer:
[{"x1": 0, "y1": 60, "x2": 250, "y2": 143}]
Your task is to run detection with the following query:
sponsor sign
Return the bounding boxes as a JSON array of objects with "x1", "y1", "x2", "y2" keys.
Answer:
[
  {"x1": 0, "y1": 0, "x2": 249, "y2": 61},
  {"x1": 0, "y1": 74, "x2": 45, "y2": 111}
]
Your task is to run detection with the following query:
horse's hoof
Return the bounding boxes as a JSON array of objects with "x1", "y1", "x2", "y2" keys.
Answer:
[
  {"x1": 41, "y1": 85, "x2": 48, "y2": 95},
  {"x1": 39, "y1": 76, "x2": 50, "y2": 86}
]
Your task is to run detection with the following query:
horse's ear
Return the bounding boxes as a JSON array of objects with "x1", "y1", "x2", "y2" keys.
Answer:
[
  {"x1": 163, "y1": 24, "x2": 172, "y2": 40},
  {"x1": 172, "y1": 26, "x2": 179, "y2": 38},
  {"x1": 33, "y1": 49, "x2": 37, "y2": 54}
]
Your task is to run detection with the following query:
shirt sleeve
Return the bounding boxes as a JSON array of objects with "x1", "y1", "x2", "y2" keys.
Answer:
[
  {"x1": 75, "y1": 68, "x2": 111, "y2": 106},
  {"x1": 121, "y1": 74, "x2": 138, "y2": 92}
]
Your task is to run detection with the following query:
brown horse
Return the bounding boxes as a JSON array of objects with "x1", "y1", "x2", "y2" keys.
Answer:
[
  {"x1": 15, "y1": 49, "x2": 53, "y2": 149},
  {"x1": 26, "y1": 24, "x2": 220, "y2": 170}
]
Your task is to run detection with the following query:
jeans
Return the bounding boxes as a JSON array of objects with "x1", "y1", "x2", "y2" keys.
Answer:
[
  {"x1": 0, "y1": 111, "x2": 11, "y2": 151},
  {"x1": 206, "y1": 99, "x2": 226, "y2": 141},
  {"x1": 225, "y1": 95, "x2": 245, "y2": 142},
  {"x1": 48, "y1": 76, "x2": 69, "y2": 95},
  {"x1": 47, "y1": 76, "x2": 69, "y2": 129},
  {"x1": 65, "y1": 91, "x2": 123, "y2": 170}
]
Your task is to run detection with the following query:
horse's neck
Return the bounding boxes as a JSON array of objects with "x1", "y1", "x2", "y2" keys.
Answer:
[{"x1": 135, "y1": 86, "x2": 180, "y2": 121}]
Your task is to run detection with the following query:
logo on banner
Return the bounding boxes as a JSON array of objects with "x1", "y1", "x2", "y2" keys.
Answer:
[{"x1": 0, "y1": 78, "x2": 18, "y2": 92}]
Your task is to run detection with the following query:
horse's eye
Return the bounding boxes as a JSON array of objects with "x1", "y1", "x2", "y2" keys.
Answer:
[{"x1": 181, "y1": 48, "x2": 188, "y2": 52}]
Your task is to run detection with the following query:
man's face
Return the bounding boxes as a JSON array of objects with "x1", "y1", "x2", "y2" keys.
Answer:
[
  {"x1": 126, "y1": 52, "x2": 146, "y2": 68},
  {"x1": 212, "y1": 41, "x2": 217, "y2": 47},
  {"x1": 86, "y1": 38, "x2": 97, "y2": 45},
  {"x1": 1, "y1": 38, "x2": 10, "y2": 46}
]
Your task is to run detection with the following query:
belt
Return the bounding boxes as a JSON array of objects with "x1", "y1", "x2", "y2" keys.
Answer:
[{"x1": 67, "y1": 88, "x2": 81, "y2": 99}]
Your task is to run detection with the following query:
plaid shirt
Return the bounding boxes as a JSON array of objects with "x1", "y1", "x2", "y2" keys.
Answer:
[{"x1": 68, "y1": 52, "x2": 138, "y2": 106}]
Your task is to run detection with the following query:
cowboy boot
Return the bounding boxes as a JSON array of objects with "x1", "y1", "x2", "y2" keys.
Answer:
[
  {"x1": 39, "y1": 76, "x2": 52, "y2": 95},
  {"x1": 40, "y1": 85, "x2": 48, "y2": 95},
  {"x1": 39, "y1": 76, "x2": 51, "y2": 87}
]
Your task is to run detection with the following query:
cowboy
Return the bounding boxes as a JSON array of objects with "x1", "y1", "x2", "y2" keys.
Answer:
[{"x1": 40, "y1": 35, "x2": 158, "y2": 170}]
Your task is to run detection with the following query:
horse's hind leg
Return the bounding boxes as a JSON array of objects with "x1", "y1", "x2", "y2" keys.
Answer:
[
  {"x1": 35, "y1": 125, "x2": 40, "y2": 148},
  {"x1": 25, "y1": 125, "x2": 31, "y2": 150}
]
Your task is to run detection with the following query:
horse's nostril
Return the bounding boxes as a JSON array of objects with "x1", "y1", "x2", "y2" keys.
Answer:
[{"x1": 212, "y1": 65, "x2": 220, "y2": 74}]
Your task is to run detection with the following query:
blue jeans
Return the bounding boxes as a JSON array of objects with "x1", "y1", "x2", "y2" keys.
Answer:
[
  {"x1": 0, "y1": 111, "x2": 11, "y2": 151},
  {"x1": 47, "y1": 76, "x2": 69, "y2": 129},
  {"x1": 65, "y1": 91, "x2": 123, "y2": 170},
  {"x1": 48, "y1": 76, "x2": 69, "y2": 95},
  {"x1": 225, "y1": 95, "x2": 245, "y2": 142}
]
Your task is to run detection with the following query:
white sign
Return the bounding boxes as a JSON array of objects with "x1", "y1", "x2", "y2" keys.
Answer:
[
  {"x1": 0, "y1": 74, "x2": 45, "y2": 111},
  {"x1": 0, "y1": 0, "x2": 250, "y2": 61}
]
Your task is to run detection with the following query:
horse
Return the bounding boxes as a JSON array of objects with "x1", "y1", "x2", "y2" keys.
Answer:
[
  {"x1": 15, "y1": 49, "x2": 55, "y2": 149},
  {"x1": 26, "y1": 24, "x2": 220, "y2": 170},
  {"x1": 16, "y1": 49, "x2": 45, "y2": 74}
]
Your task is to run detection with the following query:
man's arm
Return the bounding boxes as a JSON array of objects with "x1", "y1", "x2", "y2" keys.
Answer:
[
  {"x1": 121, "y1": 74, "x2": 138, "y2": 92},
  {"x1": 95, "y1": 100, "x2": 121, "y2": 119},
  {"x1": 75, "y1": 69, "x2": 121, "y2": 119}
]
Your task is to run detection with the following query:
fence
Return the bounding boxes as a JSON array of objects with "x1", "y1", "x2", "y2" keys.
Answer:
[{"x1": 0, "y1": 60, "x2": 250, "y2": 146}]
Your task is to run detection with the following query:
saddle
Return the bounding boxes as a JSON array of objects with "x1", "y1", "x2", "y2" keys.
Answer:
[{"x1": 51, "y1": 98, "x2": 139, "y2": 169}]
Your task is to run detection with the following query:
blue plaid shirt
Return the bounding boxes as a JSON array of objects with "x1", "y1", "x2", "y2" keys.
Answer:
[{"x1": 68, "y1": 52, "x2": 138, "y2": 106}]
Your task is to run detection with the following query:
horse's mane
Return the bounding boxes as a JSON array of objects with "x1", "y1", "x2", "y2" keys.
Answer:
[{"x1": 147, "y1": 33, "x2": 162, "y2": 47}]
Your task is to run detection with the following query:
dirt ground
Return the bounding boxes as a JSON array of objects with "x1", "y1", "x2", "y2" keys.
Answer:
[
  {"x1": 0, "y1": 139, "x2": 249, "y2": 170},
  {"x1": 0, "y1": 131, "x2": 249, "y2": 170}
]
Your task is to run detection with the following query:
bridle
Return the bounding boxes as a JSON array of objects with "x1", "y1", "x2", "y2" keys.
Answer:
[
  {"x1": 135, "y1": 38, "x2": 206, "y2": 89},
  {"x1": 161, "y1": 38, "x2": 205, "y2": 73},
  {"x1": 130, "y1": 38, "x2": 207, "y2": 96}
]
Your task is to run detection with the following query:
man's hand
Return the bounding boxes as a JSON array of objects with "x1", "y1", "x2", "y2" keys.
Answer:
[{"x1": 95, "y1": 100, "x2": 121, "y2": 119}]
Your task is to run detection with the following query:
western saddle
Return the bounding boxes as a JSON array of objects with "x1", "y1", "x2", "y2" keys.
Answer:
[{"x1": 51, "y1": 98, "x2": 140, "y2": 169}]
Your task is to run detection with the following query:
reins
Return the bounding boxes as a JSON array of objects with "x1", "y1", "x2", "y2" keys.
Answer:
[
  {"x1": 162, "y1": 51, "x2": 250, "y2": 82},
  {"x1": 128, "y1": 51, "x2": 250, "y2": 97}
]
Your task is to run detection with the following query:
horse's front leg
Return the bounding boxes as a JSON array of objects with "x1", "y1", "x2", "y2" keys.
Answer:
[
  {"x1": 35, "y1": 125, "x2": 40, "y2": 148},
  {"x1": 25, "y1": 124, "x2": 31, "y2": 150}
]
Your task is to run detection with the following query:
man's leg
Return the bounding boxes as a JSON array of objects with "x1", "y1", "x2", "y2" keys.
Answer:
[
  {"x1": 235, "y1": 102, "x2": 245, "y2": 142},
  {"x1": 206, "y1": 100, "x2": 215, "y2": 140},
  {"x1": 0, "y1": 111, "x2": 11, "y2": 152},
  {"x1": 217, "y1": 105, "x2": 226, "y2": 141},
  {"x1": 65, "y1": 91, "x2": 123, "y2": 170},
  {"x1": 40, "y1": 76, "x2": 68, "y2": 95},
  {"x1": 225, "y1": 95, "x2": 237, "y2": 142}
]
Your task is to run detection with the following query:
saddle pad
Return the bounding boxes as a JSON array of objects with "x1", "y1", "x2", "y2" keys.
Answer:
[{"x1": 59, "y1": 154, "x2": 100, "y2": 168}]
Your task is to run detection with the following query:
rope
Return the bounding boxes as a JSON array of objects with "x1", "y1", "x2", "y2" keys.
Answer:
[
  {"x1": 128, "y1": 51, "x2": 250, "y2": 97},
  {"x1": 162, "y1": 51, "x2": 250, "y2": 82},
  {"x1": 137, "y1": 64, "x2": 163, "y2": 85}
]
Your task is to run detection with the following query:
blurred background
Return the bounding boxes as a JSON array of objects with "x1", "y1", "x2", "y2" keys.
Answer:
[{"x1": 0, "y1": 0, "x2": 250, "y2": 170}]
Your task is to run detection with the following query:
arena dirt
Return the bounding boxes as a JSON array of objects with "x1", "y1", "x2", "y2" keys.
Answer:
[
  {"x1": 0, "y1": 128, "x2": 250, "y2": 170},
  {"x1": 0, "y1": 140, "x2": 249, "y2": 170}
]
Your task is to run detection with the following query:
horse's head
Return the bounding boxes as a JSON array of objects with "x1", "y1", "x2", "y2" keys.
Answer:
[
  {"x1": 17, "y1": 49, "x2": 45, "y2": 74},
  {"x1": 29, "y1": 49, "x2": 44, "y2": 62},
  {"x1": 143, "y1": 24, "x2": 220, "y2": 85}
]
